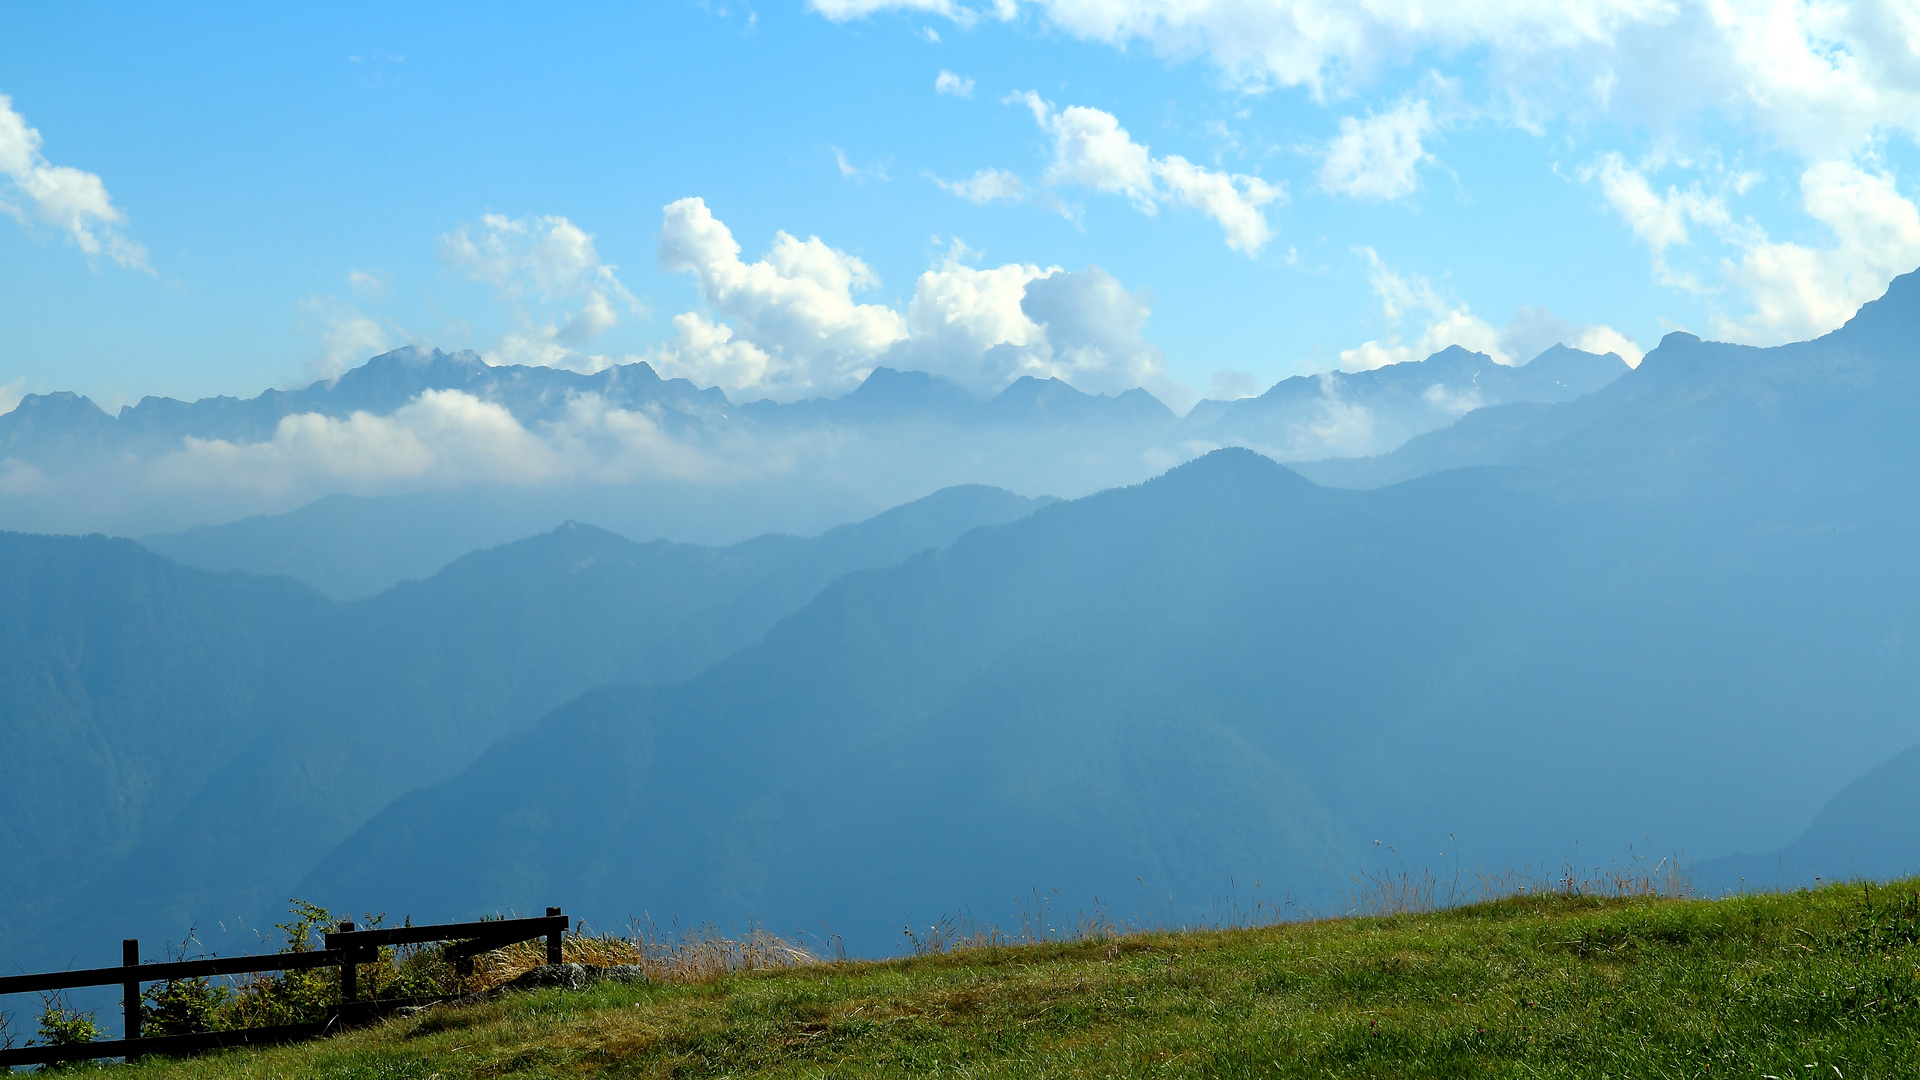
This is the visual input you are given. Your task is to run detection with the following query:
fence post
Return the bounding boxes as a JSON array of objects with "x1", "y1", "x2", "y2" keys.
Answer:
[
  {"x1": 338, "y1": 921, "x2": 356, "y2": 1003},
  {"x1": 546, "y1": 908, "x2": 563, "y2": 966},
  {"x1": 122, "y1": 939, "x2": 141, "y2": 1060}
]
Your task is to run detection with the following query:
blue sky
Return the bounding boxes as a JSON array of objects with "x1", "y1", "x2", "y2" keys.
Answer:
[{"x1": 5, "y1": 0, "x2": 1920, "y2": 413}]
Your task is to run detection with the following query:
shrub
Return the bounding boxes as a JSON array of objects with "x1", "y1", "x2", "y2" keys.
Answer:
[
  {"x1": 142, "y1": 976, "x2": 231, "y2": 1036},
  {"x1": 33, "y1": 996, "x2": 100, "y2": 1048}
]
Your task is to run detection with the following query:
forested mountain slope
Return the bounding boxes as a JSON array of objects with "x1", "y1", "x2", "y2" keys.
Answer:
[{"x1": 0, "y1": 486, "x2": 1041, "y2": 969}]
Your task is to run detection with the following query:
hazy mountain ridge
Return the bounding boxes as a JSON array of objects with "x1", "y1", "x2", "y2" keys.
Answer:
[
  {"x1": 1189, "y1": 344, "x2": 1626, "y2": 460},
  {"x1": 297, "y1": 276, "x2": 1920, "y2": 952},
  {"x1": 1696, "y1": 743, "x2": 1920, "y2": 893},
  {"x1": 2, "y1": 344, "x2": 1623, "y2": 458},
  {"x1": 0, "y1": 343, "x2": 1628, "y2": 546},
  {"x1": 1297, "y1": 270, "x2": 1920, "y2": 491},
  {"x1": 0, "y1": 485, "x2": 1043, "y2": 971},
  {"x1": 2, "y1": 349, "x2": 731, "y2": 461}
]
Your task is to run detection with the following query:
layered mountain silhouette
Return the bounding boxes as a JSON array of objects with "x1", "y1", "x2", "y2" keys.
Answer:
[
  {"x1": 14, "y1": 272, "x2": 1920, "y2": 971},
  {"x1": 1696, "y1": 743, "x2": 1920, "y2": 894},
  {"x1": 0, "y1": 486, "x2": 1042, "y2": 970},
  {"x1": 289, "y1": 273, "x2": 1920, "y2": 952},
  {"x1": 0, "y1": 342, "x2": 1627, "y2": 550},
  {"x1": 0, "y1": 343, "x2": 1623, "y2": 464}
]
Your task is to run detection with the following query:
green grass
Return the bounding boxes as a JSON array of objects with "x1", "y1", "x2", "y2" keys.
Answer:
[{"x1": 81, "y1": 881, "x2": 1920, "y2": 1078}]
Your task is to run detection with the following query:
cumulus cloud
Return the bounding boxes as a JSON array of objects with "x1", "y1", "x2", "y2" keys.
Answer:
[
  {"x1": 649, "y1": 197, "x2": 909, "y2": 399},
  {"x1": 935, "y1": 70, "x2": 975, "y2": 97},
  {"x1": 1019, "y1": 266, "x2": 1175, "y2": 396},
  {"x1": 1011, "y1": 93, "x2": 1284, "y2": 254},
  {"x1": 648, "y1": 201, "x2": 1182, "y2": 402},
  {"x1": 1319, "y1": 99, "x2": 1438, "y2": 200},
  {"x1": 438, "y1": 214, "x2": 642, "y2": 373},
  {"x1": 0, "y1": 94, "x2": 148, "y2": 270},
  {"x1": 880, "y1": 240, "x2": 1053, "y2": 388},
  {"x1": 1340, "y1": 249, "x2": 1644, "y2": 369}
]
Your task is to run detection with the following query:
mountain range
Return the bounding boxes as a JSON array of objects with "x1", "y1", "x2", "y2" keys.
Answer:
[
  {"x1": 12, "y1": 274, "x2": 1920, "y2": 971},
  {"x1": 0, "y1": 485, "x2": 1042, "y2": 970},
  {"x1": 0, "y1": 343, "x2": 1628, "y2": 559},
  {"x1": 293, "y1": 271, "x2": 1920, "y2": 951}
]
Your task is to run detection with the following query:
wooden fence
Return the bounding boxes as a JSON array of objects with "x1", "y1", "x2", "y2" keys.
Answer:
[{"x1": 0, "y1": 908, "x2": 568, "y2": 1068}]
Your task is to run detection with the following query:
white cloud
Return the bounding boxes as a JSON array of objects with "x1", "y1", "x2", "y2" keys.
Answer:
[
  {"x1": 1153, "y1": 154, "x2": 1283, "y2": 253},
  {"x1": 1023, "y1": 93, "x2": 1158, "y2": 208},
  {"x1": 159, "y1": 390, "x2": 567, "y2": 494},
  {"x1": 651, "y1": 197, "x2": 909, "y2": 399},
  {"x1": 1017, "y1": 93, "x2": 1283, "y2": 254},
  {"x1": 1590, "y1": 153, "x2": 1732, "y2": 290},
  {"x1": 931, "y1": 168, "x2": 1027, "y2": 203},
  {"x1": 153, "y1": 387, "x2": 725, "y2": 496},
  {"x1": 651, "y1": 312, "x2": 775, "y2": 393},
  {"x1": 1594, "y1": 154, "x2": 1920, "y2": 346},
  {"x1": 1341, "y1": 249, "x2": 1643, "y2": 369},
  {"x1": 0, "y1": 94, "x2": 148, "y2": 270},
  {"x1": 1319, "y1": 99, "x2": 1438, "y2": 200},
  {"x1": 819, "y1": 0, "x2": 1661, "y2": 100},
  {"x1": 882, "y1": 240, "x2": 1053, "y2": 389},
  {"x1": 809, "y1": 0, "x2": 1015, "y2": 29},
  {"x1": 347, "y1": 269, "x2": 390, "y2": 297},
  {"x1": 1717, "y1": 160, "x2": 1920, "y2": 344},
  {"x1": 0, "y1": 377, "x2": 25, "y2": 415},
  {"x1": 438, "y1": 213, "x2": 642, "y2": 372},
  {"x1": 649, "y1": 202, "x2": 1184, "y2": 402},
  {"x1": 1569, "y1": 323, "x2": 1646, "y2": 364},
  {"x1": 826, "y1": 1, "x2": 1920, "y2": 163},
  {"x1": 834, "y1": 147, "x2": 891, "y2": 182},
  {"x1": 1018, "y1": 265, "x2": 1177, "y2": 398},
  {"x1": 819, "y1": 1, "x2": 1920, "y2": 353},
  {"x1": 936, "y1": 70, "x2": 975, "y2": 97}
]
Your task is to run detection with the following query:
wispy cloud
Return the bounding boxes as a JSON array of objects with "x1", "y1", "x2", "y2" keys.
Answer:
[
  {"x1": 0, "y1": 94, "x2": 149, "y2": 270},
  {"x1": 935, "y1": 70, "x2": 975, "y2": 97}
]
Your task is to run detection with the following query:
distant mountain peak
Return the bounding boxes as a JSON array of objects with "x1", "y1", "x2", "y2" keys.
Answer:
[{"x1": 1828, "y1": 267, "x2": 1920, "y2": 351}]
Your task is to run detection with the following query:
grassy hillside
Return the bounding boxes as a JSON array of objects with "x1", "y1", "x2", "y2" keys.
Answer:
[{"x1": 93, "y1": 880, "x2": 1920, "y2": 1078}]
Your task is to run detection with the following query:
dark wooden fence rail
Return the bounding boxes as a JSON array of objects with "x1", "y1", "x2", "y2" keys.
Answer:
[{"x1": 0, "y1": 907, "x2": 567, "y2": 1068}]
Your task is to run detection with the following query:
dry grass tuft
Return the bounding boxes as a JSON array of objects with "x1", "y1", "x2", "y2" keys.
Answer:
[
  {"x1": 468, "y1": 920, "x2": 817, "y2": 990},
  {"x1": 1344, "y1": 843, "x2": 1694, "y2": 917}
]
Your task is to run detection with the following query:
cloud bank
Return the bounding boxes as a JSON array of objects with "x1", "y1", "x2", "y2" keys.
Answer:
[{"x1": 153, "y1": 388, "x2": 721, "y2": 496}]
